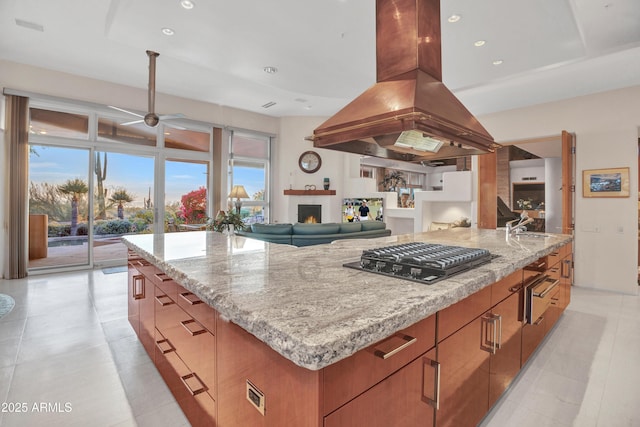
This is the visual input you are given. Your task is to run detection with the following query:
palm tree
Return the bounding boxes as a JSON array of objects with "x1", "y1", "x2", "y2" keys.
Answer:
[
  {"x1": 109, "y1": 188, "x2": 134, "y2": 219},
  {"x1": 58, "y1": 178, "x2": 89, "y2": 236}
]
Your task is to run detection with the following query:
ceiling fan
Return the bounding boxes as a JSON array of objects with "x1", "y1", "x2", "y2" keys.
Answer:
[{"x1": 109, "y1": 50, "x2": 184, "y2": 127}]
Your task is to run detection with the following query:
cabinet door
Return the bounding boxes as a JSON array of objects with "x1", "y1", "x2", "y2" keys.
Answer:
[
  {"x1": 561, "y1": 253, "x2": 573, "y2": 308},
  {"x1": 324, "y1": 349, "x2": 437, "y2": 427},
  {"x1": 437, "y1": 316, "x2": 490, "y2": 427},
  {"x1": 488, "y1": 291, "x2": 522, "y2": 407},
  {"x1": 127, "y1": 264, "x2": 142, "y2": 335},
  {"x1": 521, "y1": 316, "x2": 546, "y2": 365},
  {"x1": 323, "y1": 315, "x2": 436, "y2": 414},
  {"x1": 138, "y1": 274, "x2": 155, "y2": 360}
]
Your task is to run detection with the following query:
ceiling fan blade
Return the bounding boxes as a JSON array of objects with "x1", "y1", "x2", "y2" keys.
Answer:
[
  {"x1": 158, "y1": 113, "x2": 185, "y2": 120},
  {"x1": 120, "y1": 119, "x2": 144, "y2": 126},
  {"x1": 108, "y1": 105, "x2": 144, "y2": 118}
]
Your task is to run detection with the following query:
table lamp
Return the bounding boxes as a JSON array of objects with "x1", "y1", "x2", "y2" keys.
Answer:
[{"x1": 229, "y1": 185, "x2": 249, "y2": 214}]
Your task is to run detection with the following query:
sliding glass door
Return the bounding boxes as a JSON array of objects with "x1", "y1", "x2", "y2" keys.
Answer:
[
  {"x1": 92, "y1": 151, "x2": 155, "y2": 267},
  {"x1": 28, "y1": 145, "x2": 91, "y2": 270},
  {"x1": 165, "y1": 159, "x2": 209, "y2": 232}
]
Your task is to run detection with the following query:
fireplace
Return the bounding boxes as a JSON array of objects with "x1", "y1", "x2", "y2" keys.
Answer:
[{"x1": 298, "y1": 205, "x2": 321, "y2": 223}]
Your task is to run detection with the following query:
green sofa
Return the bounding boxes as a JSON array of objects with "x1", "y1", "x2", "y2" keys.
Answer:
[{"x1": 235, "y1": 221, "x2": 391, "y2": 246}]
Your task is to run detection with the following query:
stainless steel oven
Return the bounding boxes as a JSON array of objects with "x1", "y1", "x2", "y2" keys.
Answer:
[{"x1": 524, "y1": 274, "x2": 560, "y2": 325}]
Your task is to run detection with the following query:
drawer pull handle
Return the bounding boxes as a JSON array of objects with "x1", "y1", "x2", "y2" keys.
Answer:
[
  {"x1": 155, "y1": 338, "x2": 175, "y2": 354},
  {"x1": 181, "y1": 319, "x2": 207, "y2": 336},
  {"x1": 179, "y1": 292, "x2": 203, "y2": 305},
  {"x1": 155, "y1": 294, "x2": 174, "y2": 306},
  {"x1": 181, "y1": 372, "x2": 207, "y2": 396},
  {"x1": 373, "y1": 333, "x2": 417, "y2": 359},
  {"x1": 154, "y1": 273, "x2": 172, "y2": 282},
  {"x1": 561, "y1": 259, "x2": 571, "y2": 279},
  {"x1": 132, "y1": 274, "x2": 145, "y2": 300},
  {"x1": 533, "y1": 279, "x2": 560, "y2": 298},
  {"x1": 481, "y1": 313, "x2": 502, "y2": 354},
  {"x1": 422, "y1": 358, "x2": 440, "y2": 409}
]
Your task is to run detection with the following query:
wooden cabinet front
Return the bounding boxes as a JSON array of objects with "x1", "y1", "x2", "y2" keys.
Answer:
[
  {"x1": 323, "y1": 314, "x2": 436, "y2": 414},
  {"x1": 488, "y1": 290, "x2": 522, "y2": 407},
  {"x1": 437, "y1": 315, "x2": 490, "y2": 427},
  {"x1": 324, "y1": 349, "x2": 437, "y2": 427},
  {"x1": 217, "y1": 317, "x2": 322, "y2": 427}
]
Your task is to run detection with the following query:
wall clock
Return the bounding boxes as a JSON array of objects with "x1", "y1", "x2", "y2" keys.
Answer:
[{"x1": 298, "y1": 150, "x2": 322, "y2": 174}]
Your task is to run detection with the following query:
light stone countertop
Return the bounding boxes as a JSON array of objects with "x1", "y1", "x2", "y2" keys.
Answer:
[{"x1": 122, "y1": 228, "x2": 572, "y2": 370}]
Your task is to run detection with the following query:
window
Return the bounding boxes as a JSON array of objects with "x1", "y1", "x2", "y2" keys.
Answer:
[
  {"x1": 97, "y1": 117, "x2": 157, "y2": 146},
  {"x1": 25, "y1": 99, "x2": 214, "y2": 271},
  {"x1": 30, "y1": 108, "x2": 88, "y2": 139},
  {"x1": 229, "y1": 131, "x2": 271, "y2": 224}
]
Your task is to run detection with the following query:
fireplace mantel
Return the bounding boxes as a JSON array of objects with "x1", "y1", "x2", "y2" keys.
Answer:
[{"x1": 283, "y1": 189, "x2": 336, "y2": 196}]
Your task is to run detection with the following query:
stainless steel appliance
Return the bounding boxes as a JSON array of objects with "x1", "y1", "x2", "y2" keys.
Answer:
[{"x1": 344, "y1": 242, "x2": 492, "y2": 284}]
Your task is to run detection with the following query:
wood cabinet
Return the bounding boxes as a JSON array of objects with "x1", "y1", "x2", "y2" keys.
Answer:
[
  {"x1": 488, "y1": 271, "x2": 524, "y2": 407},
  {"x1": 323, "y1": 314, "x2": 436, "y2": 414},
  {"x1": 324, "y1": 349, "x2": 437, "y2": 427},
  {"x1": 127, "y1": 255, "x2": 155, "y2": 358},
  {"x1": 127, "y1": 245, "x2": 572, "y2": 427},
  {"x1": 128, "y1": 251, "x2": 217, "y2": 427},
  {"x1": 216, "y1": 316, "x2": 322, "y2": 427}
]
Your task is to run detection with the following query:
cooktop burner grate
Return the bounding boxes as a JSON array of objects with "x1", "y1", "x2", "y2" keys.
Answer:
[{"x1": 344, "y1": 242, "x2": 492, "y2": 285}]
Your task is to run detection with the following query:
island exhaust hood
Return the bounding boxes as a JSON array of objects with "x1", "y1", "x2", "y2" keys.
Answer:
[{"x1": 310, "y1": 0, "x2": 499, "y2": 163}]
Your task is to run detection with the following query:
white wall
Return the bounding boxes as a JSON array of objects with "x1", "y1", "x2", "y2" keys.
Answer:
[
  {"x1": 480, "y1": 85, "x2": 640, "y2": 295},
  {"x1": 274, "y1": 117, "x2": 364, "y2": 224}
]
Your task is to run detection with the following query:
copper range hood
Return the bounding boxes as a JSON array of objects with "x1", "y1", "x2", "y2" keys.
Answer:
[{"x1": 310, "y1": 0, "x2": 499, "y2": 163}]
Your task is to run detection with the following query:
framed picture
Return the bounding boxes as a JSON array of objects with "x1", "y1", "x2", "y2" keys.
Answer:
[{"x1": 582, "y1": 167, "x2": 630, "y2": 198}]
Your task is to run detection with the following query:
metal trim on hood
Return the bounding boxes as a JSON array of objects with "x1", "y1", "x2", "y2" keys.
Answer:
[{"x1": 310, "y1": 0, "x2": 499, "y2": 163}]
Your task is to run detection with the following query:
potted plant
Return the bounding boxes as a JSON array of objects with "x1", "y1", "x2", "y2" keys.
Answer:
[{"x1": 207, "y1": 210, "x2": 246, "y2": 234}]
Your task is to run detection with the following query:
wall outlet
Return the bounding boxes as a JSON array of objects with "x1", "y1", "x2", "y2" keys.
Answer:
[{"x1": 246, "y1": 380, "x2": 265, "y2": 415}]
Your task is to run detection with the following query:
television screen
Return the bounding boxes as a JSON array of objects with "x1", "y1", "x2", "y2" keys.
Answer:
[{"x1": 342, "y1": 198, "x2": 384, "y2": 223}]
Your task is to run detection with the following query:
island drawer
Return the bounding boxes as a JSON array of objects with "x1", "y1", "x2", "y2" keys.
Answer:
[
  {"x1": 491, "y1": 270, "x2": 523, "y2": 306},
  {"x1": 176, "y1": 284, "x2": 216, "y2": 333},
  {"x1": 155, "y1": 329, "x2": 217, "y2": 427},
  {"x1": 323, "y1": 314, "x2": 436, "y2": 415},
  {"x1": 155, "y1": 287, "x2": 216, "y2": 397},
  {"x1": 438, "y1": 285, "x2": 492, "y2": 342}
]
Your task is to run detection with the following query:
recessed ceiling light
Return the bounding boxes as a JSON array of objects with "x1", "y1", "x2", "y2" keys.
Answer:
[
  {"x1": 180, "y1": 0, "x2": 195, "y2": 9},
  {"x1": 474, "y1": 40, "x2": 486, "y2": 47},
  {"x1": 162, "y1": 27, "x2": 175, "y2": 36},
  {"x1": 492, "y1": 59, "x2": 503, "y2": 66},
  {"x1": 263, "y1": 66, "x2": 278, "y2": 74},
  {"x1": 447, "y1": 14, "x2": 461, "y2": 23}
]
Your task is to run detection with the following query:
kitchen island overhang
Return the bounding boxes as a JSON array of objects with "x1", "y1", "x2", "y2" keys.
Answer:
[{"x1": 122, "y1": 228, "x2": 572, "y2": 371}]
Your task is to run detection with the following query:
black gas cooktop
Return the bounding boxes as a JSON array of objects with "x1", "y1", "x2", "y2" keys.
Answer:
[{"x1": 344, "y1": 242, "x2": 492, "y2": 285}]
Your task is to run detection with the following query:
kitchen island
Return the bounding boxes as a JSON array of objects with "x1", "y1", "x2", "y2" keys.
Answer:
[{"x1": 123, "y1": 228, "x2": 572, "y2": 427}]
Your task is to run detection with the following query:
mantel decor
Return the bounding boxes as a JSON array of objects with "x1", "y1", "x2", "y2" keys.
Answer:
[
  {"x1": 284, "y1": 189, "x2": 336, "y2": 196},
  {"x1": 582, "y1": 167, "x2": 630, "y2": 198}
]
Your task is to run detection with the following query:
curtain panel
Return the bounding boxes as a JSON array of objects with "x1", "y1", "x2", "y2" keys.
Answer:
[{"x1": 5, "y1": 95, "x2": 29, "y2": 279}]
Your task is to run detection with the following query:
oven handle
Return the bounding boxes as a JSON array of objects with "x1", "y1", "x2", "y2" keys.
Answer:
[{"x1": 533, "y1": 278, "x2": 560, "y2": 298}]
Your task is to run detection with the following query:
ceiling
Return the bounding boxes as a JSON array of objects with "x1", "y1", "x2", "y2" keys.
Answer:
[{"x1": 1, "y1": 0, "x2": 639, "y2": 120}]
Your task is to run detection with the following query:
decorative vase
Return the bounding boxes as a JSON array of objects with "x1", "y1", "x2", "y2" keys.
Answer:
[{"x1": 323, "y1": 178, "x2": 330, "y2": 190}]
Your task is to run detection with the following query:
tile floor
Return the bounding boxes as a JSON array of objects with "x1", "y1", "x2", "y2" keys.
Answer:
[{"x1": 0, "y1": 269, "x2": 638, "y2": 426}]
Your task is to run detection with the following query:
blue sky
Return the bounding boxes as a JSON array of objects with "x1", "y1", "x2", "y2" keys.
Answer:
[{"x1": 29, "y1": 146, "x2": 208, "y2": 208}]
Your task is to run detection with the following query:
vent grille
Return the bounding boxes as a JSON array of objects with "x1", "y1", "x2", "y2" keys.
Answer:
[{"x1": 261, "y1": 101, "x2": 276, "y2": 109}]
